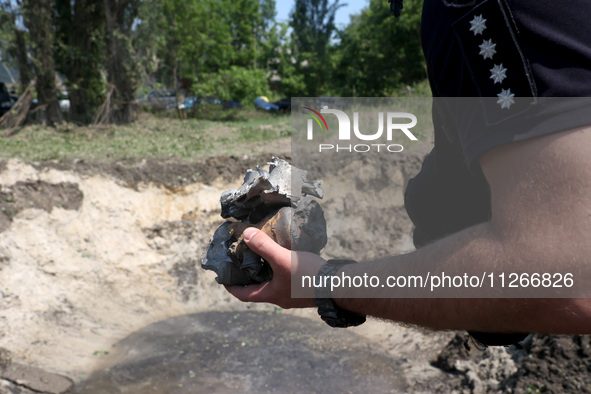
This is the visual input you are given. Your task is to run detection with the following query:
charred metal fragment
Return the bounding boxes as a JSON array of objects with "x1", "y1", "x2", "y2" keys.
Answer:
[{"x1": 202, "y1": 158, "x2": 327, "y2": 286}]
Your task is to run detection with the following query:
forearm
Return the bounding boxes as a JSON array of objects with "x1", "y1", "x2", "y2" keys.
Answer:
[
  {"x1": 229, "y1": 128, "x2": 591, "y2": 334},
  {"x1": 324, "y1": 129, "x2": 591, "y2": 334},
  {"x1": 231, "y1": 215, "x2": 591, "y2": 334},
  {"x1": 329, "y1": 221, "x2": 591, "y2": 334}
]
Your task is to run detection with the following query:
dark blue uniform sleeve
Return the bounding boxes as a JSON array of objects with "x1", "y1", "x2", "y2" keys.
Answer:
[
  {"x1": 409, "y1": 1, "x2": 591, "y2": 346},
  {"x1": 422, "y1": 0, "x2": 591, "y2": 164}
]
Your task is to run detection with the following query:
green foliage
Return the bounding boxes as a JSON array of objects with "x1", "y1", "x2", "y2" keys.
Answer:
[
  {"x1": 331, "y1": 0, "x2": 426, "y2": 96},
  {"x1": 256, "y1": 0, "x2": 280, "y2": 70},
  {"x1": 22, "y1": 0, "x2": 63, "y2": 125},
  {"x1": 259, "y1": 0, "x2": 276, "y2": 34},
  {"x1": 289, "y1": 0, "x2": 343, "y2": 96},
  {"x1": 229, "y1": 67, "x2": 270, "y2": 102},
  {"x1": 193, "y1": 66, "x2": 269, "y2": 103},
  {"x1": 104, "y1": 0, "x2": 142, "y2": 124},
  {"x1": 137, "y1": 0, "x2": 262, "y2": 92},
  {"x1": 134, "y1": 0, "x2": 427, "y2": 100},
  {"x1": 54, "y1": 0, "x2": 106, "y2": 123},
  {"x1": 0, "y1": 2, "x2": 34, "y2": 90},
  {"x1": 226, "y1": 0, "x2": 261, "y2": 68},
  {"x1": 260, "y1": 22, "x2": 308, "y2": 97},
  {"x1": 279, "y1": 72, "x2": 307, "y2": 98},
  {"x1": 226, "y1": 67, "x2": 269, "y2": 102},
  {"x1": 1, "y1": 0, "x2": 431, "y2": 131},
  {"x1": 0, "y1": 7, "x2": 10, "y2": 42}
]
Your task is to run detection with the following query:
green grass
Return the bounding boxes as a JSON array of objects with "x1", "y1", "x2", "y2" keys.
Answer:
[{"x1": 0, "y1": 109, "x2": 291, "y2": 162}]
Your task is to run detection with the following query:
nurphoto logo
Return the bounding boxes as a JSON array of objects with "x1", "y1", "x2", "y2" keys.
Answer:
[{"x1": 304, "y1": 106, "x2": 418, "y2": 153}]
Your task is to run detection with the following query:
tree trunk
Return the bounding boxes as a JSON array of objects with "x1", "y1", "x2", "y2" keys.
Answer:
[
  {"x1": 12, "y1": 28, "x2": 32, "y2": 89},
  {"x1": 22, "y1": 0, "x2": 63, "y2": 126},
  {"x1": 5, "y1": 2, "x2": 33, "y2": 91},
  {"x1": 54, "y1": 0, "x2": 105, "y2": 124},
  {"x1": 103, "y1": 0, "x2": 140, "y2": 124}
]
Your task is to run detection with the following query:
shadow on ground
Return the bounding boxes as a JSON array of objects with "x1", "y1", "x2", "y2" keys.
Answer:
[{"x1": 75, "y1": 311, "x2": 408, "y2": 394}]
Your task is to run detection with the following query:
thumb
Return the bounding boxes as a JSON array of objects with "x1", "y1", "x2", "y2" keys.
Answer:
[{"x1": 243, "y1": 227, "x2": 291, "y2": 270}]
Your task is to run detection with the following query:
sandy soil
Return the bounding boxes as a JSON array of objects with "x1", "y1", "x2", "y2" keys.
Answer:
[{"x1": 0, "y1": 147, "x2": 590, "y2": 394}]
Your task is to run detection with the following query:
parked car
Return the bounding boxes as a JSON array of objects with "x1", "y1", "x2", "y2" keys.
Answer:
[
  {"x1": 178, "y1": 96, "x2": 242, "y2": 115},
  {"x1": 58, "y1": 91, "x2": 70, "y2": 113},
  {"x1": 177, "y1": 96, "x2": 198, "y2": 111},
  {"x1": 30, "y1": 90, "x2": 70, "y2": 114},
  {"x1": 0, "y1": 82, "x2": 13, "y2": 117},
  {"x1": 223, "y1": 100, "x2": 242, "y2": 109},
  {"x1": 273, "y1": 98, "x2": 291, "y2": 112},
  {"x1": 254, "y1": 96, "x2": 279, "y2": 112},
  {"x1": 137, "y1": 89, "x2": 177, "y2": 110},
  {"x1": 201, "y1": 97, "x2": 223, "y2": 105}
]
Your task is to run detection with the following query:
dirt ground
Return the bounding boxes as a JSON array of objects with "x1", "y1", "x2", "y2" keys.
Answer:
[{"x1": 1, "y1": 146, "x2": 590, "y2": 393}]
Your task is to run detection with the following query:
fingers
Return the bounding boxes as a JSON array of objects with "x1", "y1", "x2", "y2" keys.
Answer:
[
  {"x1": 242, "y1": 227, "x2": 291, "y2": 275},
  {"x1": 224, "y1": 227, "x2": 320, "y2": 309},
  {"x1": 224, "y1": 228, "x2": 289, "y2": 304}
]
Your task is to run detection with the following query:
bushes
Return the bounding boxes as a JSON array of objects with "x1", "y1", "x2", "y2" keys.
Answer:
[{"x1": 193, "y1": 66, "x2": 270, "y2": 104}]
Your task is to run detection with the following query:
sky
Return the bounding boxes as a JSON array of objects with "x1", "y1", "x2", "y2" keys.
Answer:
[{"x1": 275, "y1": 0, "x2": 370, "y2": 27}]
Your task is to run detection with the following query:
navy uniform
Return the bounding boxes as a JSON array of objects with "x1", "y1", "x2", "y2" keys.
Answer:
[{"x1": 401, "y1": 0, "x2": 591, "y2": 346}]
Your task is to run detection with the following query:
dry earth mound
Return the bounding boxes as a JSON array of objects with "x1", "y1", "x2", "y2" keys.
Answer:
[{"x1": 0, "y1": 150, "x2": 589, "y2": 393}]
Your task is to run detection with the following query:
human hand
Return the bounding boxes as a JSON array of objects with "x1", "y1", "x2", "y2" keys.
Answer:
[{"x1": 224, "y1": 227, "x2": 325, "y2": 309}]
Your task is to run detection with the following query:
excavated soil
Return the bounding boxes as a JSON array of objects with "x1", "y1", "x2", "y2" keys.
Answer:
[{"x1": 0, "y1": 147, "x2": 590, "y2": 394}]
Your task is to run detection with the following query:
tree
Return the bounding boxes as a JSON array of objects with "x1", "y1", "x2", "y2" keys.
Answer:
[
  {"x1": 195, "y1": 66, "x2": 269, "y2": 103},
  {"x1": 136, "y1": 0, "x2": 187, "y2": 90},
  {"x1": 289, "y1": 0, "x2": 343, "y2": 96},
  {"x1": 260, "y1": 0, "x2": 276, "y2": 36},
  {"x1": 256, "y1": 0, "x2": 288, "y2": 73},
  {"x1": 330, "y1": 0, "x2": 426, "y2": 96},
  {"x1": 1, "y1": 1, "x2": 33, "y2": 91},
  {"x1": 104, "y1": 0, "x2": 141, "y2": 124},
  {"x1": 136, "y1": 0, "x2": 264, "y2": 102},
  {"x1": 22, "y1": 0, "x2": 63, "y2": 126},
  {"x1": 260, "y1": 22, "x2": 307, "y2": 97},
  {"x1": 225, "y1": 0, "x2": 261, "y2": 69},
  {"x1": 54, "y1": 0, "x2": 105, "y2": 124}
]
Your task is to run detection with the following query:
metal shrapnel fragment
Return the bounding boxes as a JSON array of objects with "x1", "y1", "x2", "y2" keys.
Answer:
[{"x1": 202, "y1": 158, "x2": 327, "y2": 286}]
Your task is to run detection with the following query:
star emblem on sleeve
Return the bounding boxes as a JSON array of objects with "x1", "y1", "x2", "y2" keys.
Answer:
[
  {"x1": 489, "y1": 64, "x2": 507, "y2": 84},
  {"x1": 461, "y1": 10, "x2": 533, "y2": 113},
  {"x1": 469, "y1": 15, "x2": 487, "y2": 36},
  {"x1": 479, "y1": 39, "x2": 497, "y2": 60},
  {"x1": 497, "y1": 88, "x2": 515, "y2": 109}
]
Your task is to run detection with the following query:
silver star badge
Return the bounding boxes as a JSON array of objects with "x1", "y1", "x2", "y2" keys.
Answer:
[
  {"x1": 490, "y1": 64, "x2": 507, "y2": 84},
  {"x1": 497, "y1": 88, "x2": 515, "y2": 109},
  {"x1": 469, "y1": 15, "x2": 487, "y2": 36},
  {"x1": 479, "y1": 39, "x2": 497, "y2": 60}
]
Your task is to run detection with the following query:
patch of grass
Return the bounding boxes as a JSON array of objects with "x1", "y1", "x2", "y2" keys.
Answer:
[
  {"x1": 237, "y1": 123, "x2": 291, "y2": 143},
  {"x1": 0, "y1": 110, "x2": 290, "y2": 162},
  {"x1": 394, "y1": 79, "x2": 433, "y2": 97},
  {"x1": 92, "y1": 350, "x2": 109, "y2": 356}
]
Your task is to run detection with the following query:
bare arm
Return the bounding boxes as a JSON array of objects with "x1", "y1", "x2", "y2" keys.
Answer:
[{"x1": 227, "y1": 126, "x2": 591, "y2": 334}]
